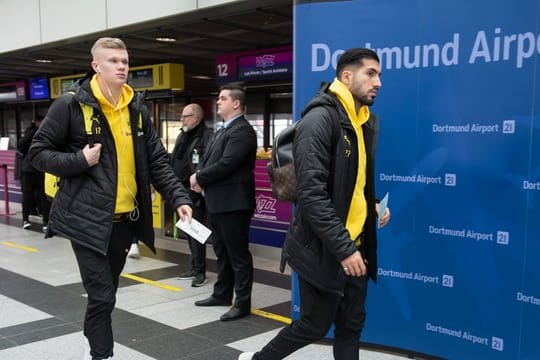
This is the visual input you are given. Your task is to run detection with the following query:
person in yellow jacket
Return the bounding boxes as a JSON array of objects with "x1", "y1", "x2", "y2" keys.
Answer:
[
  {"x1": 239, "y1": 48, "x2": 390, "y2": 360},
  {"x1": 28, "y1": 37, "x2": 192, "y2": 360}
]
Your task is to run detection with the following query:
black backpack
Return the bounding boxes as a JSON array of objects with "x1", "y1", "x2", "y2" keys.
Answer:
[
  {"x1": 266, "y1": 122, "x2": 297, "y2": 202},
  {"x1": 267, "y1": 105, "x2": 341, "y2": 202}
]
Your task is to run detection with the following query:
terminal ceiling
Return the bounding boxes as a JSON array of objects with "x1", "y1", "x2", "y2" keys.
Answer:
[{"x1": 0, "y1": 0, "x2": 292, "y2": 97}]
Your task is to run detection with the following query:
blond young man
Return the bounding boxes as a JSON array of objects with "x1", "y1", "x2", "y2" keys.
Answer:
[{"x1": 28, "y1": 37, "x2": 192, "y2": 360}]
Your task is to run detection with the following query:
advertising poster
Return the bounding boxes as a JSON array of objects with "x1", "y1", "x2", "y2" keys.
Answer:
[
  {"x1": 294, "y1": 0, "x2": 540, "y2": 358},
  {"x1": 250, "y1": 160, "x2": 291, "y2": 247}
]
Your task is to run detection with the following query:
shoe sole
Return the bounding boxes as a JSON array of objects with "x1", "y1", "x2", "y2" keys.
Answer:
[
  {"x1": 178, "y1": 272, "x2": 196, "y2": 280},
  {"x1": 191, "y1": 279, "x2": 208, "y2": 287}
]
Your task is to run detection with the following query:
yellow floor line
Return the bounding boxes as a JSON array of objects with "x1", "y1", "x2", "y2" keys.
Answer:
[
  {"x1": 1, "y1": 241, "x2": 38, "y2": 253},
  {"x1": 251, "y1": 308, "x2": 292, "y2": 324},
  {"x1": 121, "y1": 273, "x2": 182, "y2": 292},
  {"x1": 119, "y1": 274, "x2": 290, "y2": 323}
]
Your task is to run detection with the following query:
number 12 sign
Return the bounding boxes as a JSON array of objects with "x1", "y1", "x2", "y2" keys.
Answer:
[{"x1": 215, "y1": 53, "x2": 237, "y2": 83}]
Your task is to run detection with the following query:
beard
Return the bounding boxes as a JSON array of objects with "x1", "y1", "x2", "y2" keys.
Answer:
[{"x1": 358, "y1": 94, "x2": 375, "y2": 107}]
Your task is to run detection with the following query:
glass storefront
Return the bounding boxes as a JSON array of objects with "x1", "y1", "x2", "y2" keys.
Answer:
[
  {"x1": 156, "y1": 101, "x2": 185, "y2": 152},
  {"x1": 245, "y1": 90, "x2": 292, "y2": 149},
  {"x1": 0, "y1": 103, "x2": 49, "y2": 149}
]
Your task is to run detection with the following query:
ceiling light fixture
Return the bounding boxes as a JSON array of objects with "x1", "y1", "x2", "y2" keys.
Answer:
[
  {"x1": 191, "y1": 75, "x2": 213, "y2": 80},
  {"x1": 35, "y1": 59, "x2": 52, "y2": 63},
  {"x1": 155, "y1": 36, "x2": 177, "y2": 43}
]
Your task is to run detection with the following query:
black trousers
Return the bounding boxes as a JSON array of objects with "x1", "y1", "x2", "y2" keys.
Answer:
[
  {"x1": 187, "y1": 204, "x2": 207, "y2": 274},
  {"x1": 21, "y1": 171, "x2": 49, "y2": 223},
  {"x1": 208, "y1": 209, "x2": 253, "y2": 310},
  {"x1": 255, "y1": 274, "x2": 369, "y2": 360},
  {"x1": 71, "y1": 221, "x2": 134, "y2": 360}
]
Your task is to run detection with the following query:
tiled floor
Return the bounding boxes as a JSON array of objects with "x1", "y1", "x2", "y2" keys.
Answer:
[{"x1": 0, "y1": 207, "x2": 411, "y2": 359}]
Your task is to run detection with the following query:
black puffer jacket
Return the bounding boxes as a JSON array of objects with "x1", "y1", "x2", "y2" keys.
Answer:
[
  {"x1": 28, "y1": 74, "x2": 191, "y2": 255},
  {"x1": 281, "y1": 83, "x2": 379, "y2": 295}
]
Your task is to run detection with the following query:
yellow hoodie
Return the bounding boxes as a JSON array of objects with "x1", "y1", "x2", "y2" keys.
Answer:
[
  {"x1": 90, "y1": 75, "x2": 137, "y2": 214},
  {"x1": 329, "y1": 78, "x2": 369, "y2": 246}
]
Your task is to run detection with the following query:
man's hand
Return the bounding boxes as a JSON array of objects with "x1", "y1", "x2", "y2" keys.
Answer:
[
  {"x1": 82, "y1": 143, "x2": 101, "y2": 167},
  {"x1": 376, "y1": 203, "x2": 391, "y2": 228},
  {"x1": 176, "y1": 204, "x2": 192, "y2": 223},
  {"x1": 341, "y1": 250, "x2": 367, "y2": 277},
  {"x1": 189, "y1": 173, "x2": 202, "y2": 193}
]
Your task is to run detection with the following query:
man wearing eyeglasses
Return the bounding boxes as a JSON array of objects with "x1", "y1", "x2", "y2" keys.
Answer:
[{"x1": 172, "y1": 103, "x2": 213, "y2": 287}]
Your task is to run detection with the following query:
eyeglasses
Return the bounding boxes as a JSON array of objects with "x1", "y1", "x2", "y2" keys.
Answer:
[{"x1": 181, "y1": 114, "x2": 195, "y2": 119}]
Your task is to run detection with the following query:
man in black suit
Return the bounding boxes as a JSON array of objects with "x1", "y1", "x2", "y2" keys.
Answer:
[{"x1": 190, "y1": 84, "x2": 257, "y2": 321}]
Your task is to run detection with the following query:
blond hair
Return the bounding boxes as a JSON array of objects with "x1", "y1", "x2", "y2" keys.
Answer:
[{"x1": 91, "y1": 37, "x2": 127, "y2": 58}]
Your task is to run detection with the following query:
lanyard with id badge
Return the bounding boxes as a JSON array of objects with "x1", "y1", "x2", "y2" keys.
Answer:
[{"x1": 192, "y1": 148, "x2": 200, "y2": 165}]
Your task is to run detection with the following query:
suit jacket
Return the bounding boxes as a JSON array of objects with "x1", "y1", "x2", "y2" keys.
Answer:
[{"x1": 196, "y1": 115, "x2": 257, "y2": 214}]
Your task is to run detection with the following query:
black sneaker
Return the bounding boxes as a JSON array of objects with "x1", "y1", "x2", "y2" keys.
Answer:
[
  {"x1": 191, "y1": 273, "x2": 207, "y2": 287},
  {"x1": 22, "y1": 221, "x2": 31, "y2": 229},
  {"x1": 178, "y1": 270, "x2": 196, "y2": 279}
]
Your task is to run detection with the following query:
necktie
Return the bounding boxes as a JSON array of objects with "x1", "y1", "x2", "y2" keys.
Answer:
[
  {"x1": 209, "y1": 127, "x2": 225, "y2": 149},
  {"x1": 213, "y1": 127, "x2": 224, "y2": 142},
  {"x1": 203, "y1": 127, "x2": 224, "y2": 164}
]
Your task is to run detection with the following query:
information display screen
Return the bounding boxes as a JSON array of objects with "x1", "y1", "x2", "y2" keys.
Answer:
[
  {"x1": 0, "y1": 81, "x2": 26, "y2": 101},
  {"x1": 129, "y1": 68, "x2": 154, "y2": 88},
  {"x1": 29, "y1": 76, "x2": 49, "y2": 100},
  {"x1": 215, "y1": 47, "x2": 292, "y2": 83},
  {"x1": 238, "y1": 50, "x2": 292, "y2": 81}
]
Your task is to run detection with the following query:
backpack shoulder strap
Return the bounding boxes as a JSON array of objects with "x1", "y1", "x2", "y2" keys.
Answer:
[
  {"x1": 323, "y1": 105, "x2": 342, "y2": 186},
  {"x1": 128, "y1": 94, "x2": 144, "y2": 134},
  {"x1": 315, "y1": 104, "x2": 341, "y2": 154},
  {"x1": 67, "y1": 91, "x2": 99, "y2": 146},
  {"x1": 79, "y1": 103, "x2": 94, "y2": 132},
  {"x1": 330, "y1": 108, "x2": 341, "y2": 151}
]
